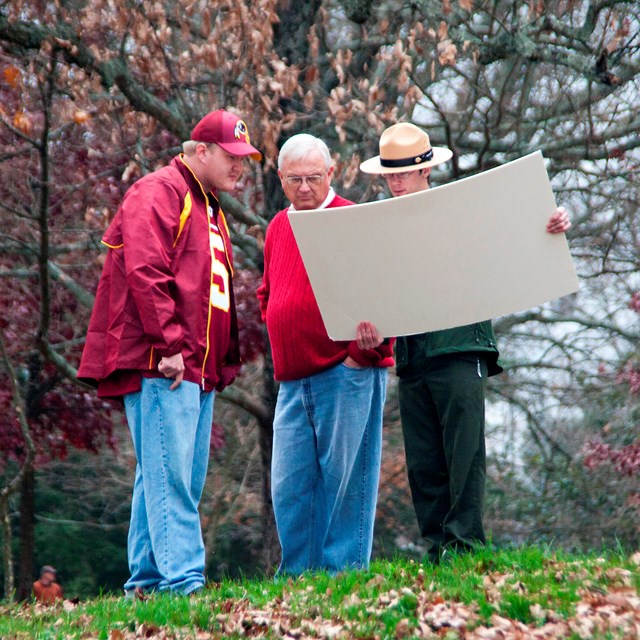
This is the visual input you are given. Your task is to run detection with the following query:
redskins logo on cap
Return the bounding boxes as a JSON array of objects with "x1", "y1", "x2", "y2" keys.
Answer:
[{"x1": 234, "y1": 120, "x2": 251, "y2": 143}]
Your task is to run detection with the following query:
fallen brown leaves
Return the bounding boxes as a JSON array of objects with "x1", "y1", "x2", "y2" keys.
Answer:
[
  {"x1": 2, "y1": 555, "x2": 639, "y2": 639},
  {"x1": 185, "y1": 576, "x2": 639, "y2": 639},
  {"x1": 176, "y1": 584, "x2": 639, "y2": 639}
]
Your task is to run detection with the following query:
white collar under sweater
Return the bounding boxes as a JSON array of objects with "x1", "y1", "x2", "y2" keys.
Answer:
[{"x1": 287, "y1": 187, "x2": 336, "y2": 213}]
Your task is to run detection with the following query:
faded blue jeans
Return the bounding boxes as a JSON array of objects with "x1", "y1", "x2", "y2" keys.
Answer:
[
  {"x1": 271, "y1": 363, "x2": 387, "y2": 575},
  {"x1": 123, "y1": 378, "x2": 215, "y2": 595}
]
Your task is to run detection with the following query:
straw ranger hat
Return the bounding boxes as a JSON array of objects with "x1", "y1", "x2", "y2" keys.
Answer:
[{"x1": 360, "y1": 122, "x2": 452, "y2": 174}]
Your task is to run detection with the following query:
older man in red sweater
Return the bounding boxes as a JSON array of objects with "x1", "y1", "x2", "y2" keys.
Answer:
[{"x1": 257, "y1": 134, "x2": 394, "y2": 574}]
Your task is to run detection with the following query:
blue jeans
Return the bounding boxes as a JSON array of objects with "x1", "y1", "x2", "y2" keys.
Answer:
[
  {"x1": 123, "y1": 378, "x2": 215, "y2": 595},
  {"x1": 271, "y1": 363, "x2": 387, "y2": 575}
]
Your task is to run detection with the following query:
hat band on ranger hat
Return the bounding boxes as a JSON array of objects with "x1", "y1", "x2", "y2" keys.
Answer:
[{"x1": 380, "y1": 149, "x2": 434, "y2": 168}]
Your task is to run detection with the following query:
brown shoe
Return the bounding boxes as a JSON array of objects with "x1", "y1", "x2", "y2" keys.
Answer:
[{"x1": 124, "y1": 586, "x2": 148, "y2": 601}]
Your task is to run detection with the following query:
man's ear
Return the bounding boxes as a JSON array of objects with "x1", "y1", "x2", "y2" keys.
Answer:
[{"x1": 195, "y1": 142, "x2": 209, "y2": 162}]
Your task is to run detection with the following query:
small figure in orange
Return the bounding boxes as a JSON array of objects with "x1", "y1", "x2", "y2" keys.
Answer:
[{"x1": 32, "y1": 565, "x2": 63, "y2": 604}]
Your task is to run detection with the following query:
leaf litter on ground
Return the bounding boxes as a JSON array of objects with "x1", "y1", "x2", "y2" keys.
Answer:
[{"x1": 1, "y1": 547, "x2": 639, "y2": 639}]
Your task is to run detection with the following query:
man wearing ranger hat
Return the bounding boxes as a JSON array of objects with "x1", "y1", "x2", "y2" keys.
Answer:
[
  {"x1": 361, "y1": 122, "x2": 570, "y2": 564},
  {"x1": 79, "y1": 109, "x2": 261, "y2": 596}
]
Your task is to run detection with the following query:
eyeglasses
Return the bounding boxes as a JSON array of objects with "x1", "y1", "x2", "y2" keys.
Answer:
[
  {"x1": 384, "y1": 171, "x2": 415, "y2": 180},
  {"x1": 282, "y1": 174, "x2": 326, "y2": 187}
]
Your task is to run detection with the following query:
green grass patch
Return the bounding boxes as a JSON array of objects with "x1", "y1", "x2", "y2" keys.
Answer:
[{"x1": 1, "y1": 545, "x2": 638, "y2": 639}]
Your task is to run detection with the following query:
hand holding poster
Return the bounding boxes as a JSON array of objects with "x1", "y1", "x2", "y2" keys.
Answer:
[{"x1": 287, "y1": 151, "x2": 578, "y2": 340}]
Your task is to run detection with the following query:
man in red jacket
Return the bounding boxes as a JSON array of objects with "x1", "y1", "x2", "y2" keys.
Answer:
[
  {"x1": 257, "y1": 134, "x2": 394, "y2": 574},
  {"x1": 78, "y1": 110, "x2": 261, "y2": 596}
]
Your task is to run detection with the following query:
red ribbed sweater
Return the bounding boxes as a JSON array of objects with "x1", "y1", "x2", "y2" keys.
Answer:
[{"x1": 257, "y1": 194, "x2": 394, "y2": 381}]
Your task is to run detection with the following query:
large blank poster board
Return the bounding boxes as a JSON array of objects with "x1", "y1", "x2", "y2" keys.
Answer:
[{"x1": 287, "y1": 151, "x2": 579, "y2": 341}]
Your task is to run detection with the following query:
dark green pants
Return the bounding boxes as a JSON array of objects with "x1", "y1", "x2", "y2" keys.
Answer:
[{"x1": 398, "y1": 353, "x2": 487, "y2": 562}]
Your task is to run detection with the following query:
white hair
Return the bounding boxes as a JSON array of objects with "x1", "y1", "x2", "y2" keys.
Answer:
[{"x1": 278, "y1": 133, "x2": 332, "y2": 170}]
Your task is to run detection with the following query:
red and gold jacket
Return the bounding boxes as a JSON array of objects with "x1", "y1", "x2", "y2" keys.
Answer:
[{"x1": 78, "y1": 155, "x2": 240, "y2": 396}]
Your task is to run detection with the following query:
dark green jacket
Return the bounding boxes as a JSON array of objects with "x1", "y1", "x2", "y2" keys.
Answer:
[{"x1": 395, "y1": 321, "x2": 502, "y2": 378}]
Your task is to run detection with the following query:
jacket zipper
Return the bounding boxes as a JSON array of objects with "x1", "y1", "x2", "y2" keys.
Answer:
[
  {"x1": 201, "y1": 198, "x2": 215, "y2": 390},
  {"x1": 179, "y1": 156, "x2": 233, "y2": 392}
]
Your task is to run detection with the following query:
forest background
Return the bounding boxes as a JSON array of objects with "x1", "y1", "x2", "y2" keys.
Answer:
[{"x1": 0, "y1": 0, "x2": 639, "y2": 601}]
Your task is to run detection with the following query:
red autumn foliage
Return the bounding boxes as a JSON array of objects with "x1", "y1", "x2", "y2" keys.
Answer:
[
  {"x1": 582, "y1": 439, "x2": 640, "y2": 477},
  {"x1": 234, "y1": 269, "x2": 267, "y2": 365},
  {"x1": 582, "y1": 293, "x2": 640, "y2": 479}
]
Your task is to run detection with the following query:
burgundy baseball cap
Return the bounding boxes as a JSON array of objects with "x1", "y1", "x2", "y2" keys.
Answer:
[{"x1": 191, "y1": 110, "x2": 262, "y2": 161}]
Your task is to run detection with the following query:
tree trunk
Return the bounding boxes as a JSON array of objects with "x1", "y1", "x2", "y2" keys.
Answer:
[
  {"x1": 16, "y1": 465, "x2": 35, "y2": 602},
  {"x1": 258, "y1": 338, "x2": 279, "y2": 572},
  {"x1": 1, "y1": 496, "x2": 14, "y2": 600}
]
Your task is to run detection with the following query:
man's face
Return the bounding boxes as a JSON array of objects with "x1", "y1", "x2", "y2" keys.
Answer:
[
  {"x1": 40, "y1": 571, "x2": 55, "y2": 586},
  {"x1": 199, "y1": 143, "x2": 245, "y2": 193},
  {"x1": 384, "y1": 168, "x2": 430, "y2": 198},
  {"x1": 279, "y1": 151, "x2": 333, "y2": 210}
]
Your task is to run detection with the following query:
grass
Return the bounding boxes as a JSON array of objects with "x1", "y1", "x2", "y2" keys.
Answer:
[{"x1": 1, "y1": 545, "x2": 639, "y2": 639}]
